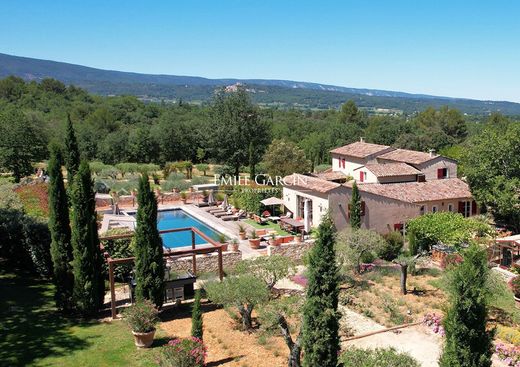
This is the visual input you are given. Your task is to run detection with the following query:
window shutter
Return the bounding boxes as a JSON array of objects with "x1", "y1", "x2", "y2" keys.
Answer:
[
  {"x1": 458, "y1": 201, "x2": 465, "y2": 213},
  {"x1": 437, "y1": 168, "x2": 443, "y2": 179},
  {"x1": 360, "y1": 201, "x2": 366, "y2": 216},
  {"x1": 471, "y1": 200, "x2": 477, "y2": 215},
  {"x1": 347, "y1": 204, "x2": 351, "y2": 218},
  {"x1": 360, "y1": 171, "x2": 364, "y2": 182},
  {"x1": 394, "y1": 223, "x2": 403, "y2": 231}
]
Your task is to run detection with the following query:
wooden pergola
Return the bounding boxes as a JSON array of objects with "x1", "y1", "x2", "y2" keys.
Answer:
[{"x1": 99, "y1": 227, "x2": 224, "y2": 319}]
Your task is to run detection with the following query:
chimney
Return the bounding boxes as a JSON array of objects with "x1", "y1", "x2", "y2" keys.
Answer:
[
  {"x1": 429, "y1": 149, "x2": 436, "y2": 157},
  {"x1": 360, "y1": 137, "x2": 365, "y2": 143}
]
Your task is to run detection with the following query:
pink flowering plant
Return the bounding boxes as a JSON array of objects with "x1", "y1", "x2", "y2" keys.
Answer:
[
  {"x1": 158, "y1": 337, "x2": 207, "y2": 367},
  {"x1": 495, "y1": 343, "x2": 520, "y2": 367},
  {"x1": 422, "y1": 313, "x2": 445, "y2": 336}
]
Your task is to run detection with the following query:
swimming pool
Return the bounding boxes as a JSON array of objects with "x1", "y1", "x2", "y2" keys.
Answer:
[{"x1": 157, "y1": 209, "x2": 221, "y2": 248}]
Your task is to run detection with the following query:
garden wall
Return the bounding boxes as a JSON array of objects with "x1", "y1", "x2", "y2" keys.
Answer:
[
  {"x1": 167, "y1": 251, "x2": 242, "y2": 274},
  {"x1": 267, "y1": 241, "x2": 314, "y2": 262}
]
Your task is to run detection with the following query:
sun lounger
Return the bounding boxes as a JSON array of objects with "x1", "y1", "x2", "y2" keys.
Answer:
[
  {"x1": 221, "y1": 210, "x2": 245, "y2": 221},
  {"x1": 253, "y1": 214, "x2": 268, "y2": 225},
  {"x1": 214, "y1": 210, "x2": 233, "y2": 218}
]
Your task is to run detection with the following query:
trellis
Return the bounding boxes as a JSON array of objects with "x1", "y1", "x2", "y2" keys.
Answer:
[{"x1": 99, "y1": 227, "x2": 224, "y2": 319}]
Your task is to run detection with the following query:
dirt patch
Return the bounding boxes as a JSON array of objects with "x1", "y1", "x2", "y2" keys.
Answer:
[{"x1": 160, "y1": 302, "x2": 288, "y2": 367}]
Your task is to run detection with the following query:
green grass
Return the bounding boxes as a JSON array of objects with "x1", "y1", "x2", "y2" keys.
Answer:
[
  {"x1": 243, "y1": 219, "x2": 290, "y2": 236},
  {"x1": 0, "y1": 264, "x2": 163, "y2": 367}
]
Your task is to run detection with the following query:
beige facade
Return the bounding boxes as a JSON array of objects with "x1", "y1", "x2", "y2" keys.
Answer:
[
  {"x1": 282, "y1": 186, "x2": 330, "y2": 228},
  {"x1": 416, "y1": 157, "x2": 458, "y2": 181}
]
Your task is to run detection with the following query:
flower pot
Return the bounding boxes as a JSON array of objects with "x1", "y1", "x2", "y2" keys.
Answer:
[
  {"x1": 268, "y1": 238, "x2": 277, "y2": 247},
  {"x1": 239, "y1": 231, "x2": 246, "y2": 240},
  {"x1": 295, "y1": 235, "x2": 302, "y2": 244},
  {"x1": 249, "y1": 238, "x2": 261, "y2": 249},
  {"x1": 230, "y1": 243, "x2": 239, "y2": 252},
  {"x1": 132, "y1": 330, "x2": 156, "y2": 348},
  {"x1": 220, "y1": 243, "x2": 228, "y2": 252},
  {"x1": 181, "y1": 199, "x2": 187, "y2": 204}
]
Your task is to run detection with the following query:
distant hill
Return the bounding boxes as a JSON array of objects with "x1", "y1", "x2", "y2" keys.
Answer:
[{"x1": 1, "y1": 52, "x2": 519, "y2": 115}]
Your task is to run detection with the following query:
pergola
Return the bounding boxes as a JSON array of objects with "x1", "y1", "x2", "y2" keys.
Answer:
[
  {"x1": 493, "y1": 234, "x2": 520, "y2": 268},
  {"x1": 99, "y1": 227, "x2": 224, "y2": 319}
]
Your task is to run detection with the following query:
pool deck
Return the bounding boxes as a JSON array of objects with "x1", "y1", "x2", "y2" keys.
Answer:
[{"x1": 158, "y1": 204, "x2": 261, "y2": 259}]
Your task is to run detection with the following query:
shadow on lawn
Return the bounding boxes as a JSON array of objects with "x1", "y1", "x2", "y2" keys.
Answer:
[{"x1": 0, "y1": 267, "x2": 92, "y2": 366}]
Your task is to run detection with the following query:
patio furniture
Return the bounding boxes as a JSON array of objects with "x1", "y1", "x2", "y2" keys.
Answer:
[
  {"x1": 253, "y1": 214, "x2": 269, "y2": 225},
  {"x1": 222, "y1": 210, "x2": 246, "y2": 221},
  {"x1": 279, "y1": 217, "x2": 304, "y2": 234},
  {"x1": 268, "y1": 216, "x2": 281, "y2": 222},
  {"x1": 214, "y1": 210, "x2": 233, "y2": 218}
]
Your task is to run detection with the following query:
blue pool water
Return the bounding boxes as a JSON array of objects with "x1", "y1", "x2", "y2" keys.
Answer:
[{"x1": 157, "y1": 209, "x2": 221, "y2": 248}]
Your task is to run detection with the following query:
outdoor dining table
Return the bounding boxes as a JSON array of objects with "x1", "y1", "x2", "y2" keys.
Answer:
[{"x1": 279, "y1": 218, "x2": 305, "y2": 233}]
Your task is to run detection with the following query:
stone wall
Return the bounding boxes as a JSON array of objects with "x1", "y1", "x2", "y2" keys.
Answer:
[
  {"x1": 167, "y1": 251, "x2": 242, "y2": 274},
  {"x1": 267, "y1": 241, "x2": 314, "y2": 262}
]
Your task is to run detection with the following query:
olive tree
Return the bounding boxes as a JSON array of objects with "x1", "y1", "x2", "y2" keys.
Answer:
[{"x1": 336, "y1": 227, "x2": 386, "y2": 274}]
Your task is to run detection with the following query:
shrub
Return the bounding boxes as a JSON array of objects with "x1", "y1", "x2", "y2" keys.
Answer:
[
  {"x1": 93, "y1": 179, "x2": 110, "y2": 194},
  {"x1": 158, "y1": 337, "x2": 207, "y2": 367},
  {"x1": 123, "y1": 300, "x2": 159, "y2": 333},
  {"x1": 378, "y1": 231, "x2": 404, "y2": 261},
  {"x1": 314, "y1": 164, "x2": 331, "y2": 173},
  {"x1": 99, "y1": 166, "x2": 120, "y2": 179},
  {"x1": 510, "y1": 276, "x2": 520, "y2": 297},
  {"x1": 496, "y1": 325, "x2": 520, "y2": 347},
  {"x1": 340, "y1": 347, "x2": 420, "y2": 367}
]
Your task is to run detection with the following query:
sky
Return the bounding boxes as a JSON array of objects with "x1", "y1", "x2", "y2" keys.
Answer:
[{"x1": 0, "y1": 0, "x2": 519, "y2": 102}]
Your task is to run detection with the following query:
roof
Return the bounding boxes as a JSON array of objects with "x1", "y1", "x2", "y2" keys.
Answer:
[
  {"x1": 347, "y1": 178, "x2": 473, "y2": 203},
  {"x1": 377, "y1": 148, "x2": 446, "y2": 165},
  {"x1": 283, "y1": 173, "x2": 341, "y2": 193},
  {"x1": 496, "y1": 234, "x2": 520, "y2": 245},
  {"x1": 354, "y1": 163, "x2": 421, "y2": 177},
  {"x1": 330, "y1": 141, "x2": 391, "y2": 158},
  {"x1": 310, "y1": 170, "x2": 349, "y2": 181}
]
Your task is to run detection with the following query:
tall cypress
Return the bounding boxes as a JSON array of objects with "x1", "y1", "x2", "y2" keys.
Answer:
[
  {"x1": 134, "y1": 174, "x2": 165, "y2": 307},
  {"x1": 48, "y1": 144, "x2": 74, "y2": 311},
  {"x1": 71, "y1": 161, "x2": 104, "y2": 315},
  {"x1": 302, "y1": 214, "x2": 340, "y2": 367},
  {"x1": 65, "y1": 114, "x2": 81, "y2": 184},
  {"x1": 191, "y1": 289, "x2": 203, "y2": 340},
  {"x1": 350, "y1": 181, "x2": 361, "y2": 229},
  {"x1": 439, "y1": 244, "x2": 494, "y2": 367}
]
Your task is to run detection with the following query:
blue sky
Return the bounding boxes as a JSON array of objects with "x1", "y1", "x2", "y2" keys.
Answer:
[{"x1": 1, "y1": 0, "x2": 519, "y2": 102}]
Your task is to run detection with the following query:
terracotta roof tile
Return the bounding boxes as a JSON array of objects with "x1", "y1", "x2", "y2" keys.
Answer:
[
  {"x1": 310, "y1": 170, "x2": 349, "y2": 181},
  {"x1": 283, "y1": 173, "x2": 341, "y2": 193},
  {"x1": 377, "y1": 148, "x2": 440, "y2": 165},
  {"x1": 330, "y1": 141, "x2": 392, "y2": 158},
  {"x1": 346, "y1": 178, "x2": 473, "y2": 203},
  {"x1": 357, "y1": 163, "x2": 421, "y2": 177}
]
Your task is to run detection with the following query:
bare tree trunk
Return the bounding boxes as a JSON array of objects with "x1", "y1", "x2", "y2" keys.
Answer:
[
  {"x1": 277, "y1": 315, "x2": 302, "y2": 367},
  {"x1": 239, "y1": 304, "x2": 254, "y2": 329},
  {"x1": 399, "y1": 263, "x2": 408, "y2": 295}
]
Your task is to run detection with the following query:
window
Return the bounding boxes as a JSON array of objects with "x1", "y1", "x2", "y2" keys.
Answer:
[
  {"x1": 420, "y1": 205, "x2": 425, "y2": 215},
  {"x1": 458, "y1": 201, "x2": 471, "y2": 217},
  {"x1": 432, "y1": 205, "x2": 438, "y2": 213},
  {"x1": 437, "y1": 168, "x2": 448, "y2": 179},
  {"x1": 448, "y1": 204, "x2": 453, "y2": 212}
]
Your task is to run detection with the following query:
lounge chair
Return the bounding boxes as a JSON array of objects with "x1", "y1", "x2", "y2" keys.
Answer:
[
  {"x1": 222, "y1": 210, "x2": 245, "y2": 221},
  {"x1": 279, "y1": 212, "x2": 293, "y2": 219},
  {"x1": 253, "y1": 214, "x2": 268, "y2": 225},
  {"x1": 214, "y1": 210, "x2": 233, "y2": 218},
  {"x1": 209, "y1": 207, "x2": 227, "y2": 214}
]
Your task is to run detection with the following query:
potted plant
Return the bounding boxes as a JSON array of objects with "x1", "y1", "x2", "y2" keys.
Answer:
[
  {"x1": 237, "y1": 223, "x2": 247, "y2": 240},
  {"x1": 510, "y1": 276, "x2": 520, "y2": 308},
  {"x1": 180, "y1": 191, "x2": 187, "y2": 204},
  {"x1": 218, "y1": 233, "x2": 229, "y2": 251},
  {"x1": 268, "y1": 233, "x2": 278, "y2": 246},
  {"x1": 295, "y1": 231, "x2": 303, "y2": 243},
  {"x1": 249, "y1": 229, "x2": 261, "y2": 249},
  {"x1": 230, "y1": 238, "x2": 239, "y2": 252},
  {"x1": 123, "y1": 300, "x2": 159, "y2": 348}
]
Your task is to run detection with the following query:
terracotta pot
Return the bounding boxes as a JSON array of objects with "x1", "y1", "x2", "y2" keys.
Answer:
[
  {"x1": 132, "y1": 329, "x2": 155, "y2": 348},
  {"x1": 268, "y1": 238, "x2": 277, "y2": 246},
  {"x1": 295, "y1": 235, "x2": 302, "y2": 243},
  {"x1": 239, "y1": 232, "x2": 246, "y2": 240},
  {"x1": 230, "y1": 243, "x2": 239, "y2": 252},
  {"x1": 220, "y1": 243, "x2": 228, "y2": 252},
  {"x1": 181, "y1": 199, "x2": 187, "y2": 204},
  {"x1": 249, "y1": 238, "x2": 261, "y2": 249}
]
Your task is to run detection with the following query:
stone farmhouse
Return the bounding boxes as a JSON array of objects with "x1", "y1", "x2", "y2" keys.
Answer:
[{"x1": 282, "y1": 138, "x2": 477, "y2": 233}]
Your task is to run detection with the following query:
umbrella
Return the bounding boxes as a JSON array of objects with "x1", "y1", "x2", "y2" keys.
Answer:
[
  {"x1": 222, "y1": 194, "x2": 228, "y2": 209},
  {"x1": 207, "y1": 190, "x2": 216, "y2": 205},
  {"x1": 261, "y1": 197, "x2": 284, "y2": 216}
]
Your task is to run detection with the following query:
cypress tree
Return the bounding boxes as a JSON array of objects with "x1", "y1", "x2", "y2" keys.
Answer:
[
  {"x1": 134, "y1": 174, "x2": 165, "y2": 307},
  {"x1": 191, "y1": 289, "x2": 203, "y2": 340},
  {"x1": 439, "y1": 244, "x2": 494, "y2": 367},
  {"x1": 65, "y1": 114, "x2": 81, "y2": 184},
  {"x1": 350, "y1": 181, "x2": 361, "y2": 229},
  {"x1": 71, "y1": 161, "x2": 105, "y2": 315},
  {"x1": 48, "y1": 144, "x2": 74, "y2": 311},
  {"x1": 302, "y1": 214, "x2": 340, "y2": 367}
]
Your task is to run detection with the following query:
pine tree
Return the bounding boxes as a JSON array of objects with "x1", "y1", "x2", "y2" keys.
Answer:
[
  {"x1": 302, "y1": 214, "x2": 340, "y2": 367},
  {"x1": 134, "y1": 174, "x2": 165, "y2": 307},
  {"x1": 191, "y1": 289, "x2": 203, "y2": 340},
  {"x1": 47, "y1": 144, "x2": 74, "y2": 311},
  {"x1": 350, "y1": 181, "x2": 361, "y2": 229},
  {"x1": 70, "y1": 161, "x2": 104, "y2": 315},
  {"x1": 439, "y1": 244, "x2": 494, "y2": 367},
  {"x1": 65, "y1": 114, "x2": 81, "y2": 184}
]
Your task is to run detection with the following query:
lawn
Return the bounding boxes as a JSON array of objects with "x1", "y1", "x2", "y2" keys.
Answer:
[
  {"x1": 0, "y1": 265, "x2": 159, "y2": 367},
  {"x1": 243, "y1": 219, "x2": 290, "y2": 236}
]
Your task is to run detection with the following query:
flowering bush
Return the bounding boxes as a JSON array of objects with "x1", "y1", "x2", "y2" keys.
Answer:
[
  {"x1": 123, "y1": 300, "x2": 159, "y2": 333},
  {"x1": 422, "y1": 313, "x2": 445, "y2": 336},
  {"x1": 360, "y1": 263, "x2": 375, "y2": 273},
  {"x1": 158, "y1": 337, "x2": 207, "y2": 367},
  {"x1": 495, "y1": 343, "x2": 520, "y2": 366}
]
